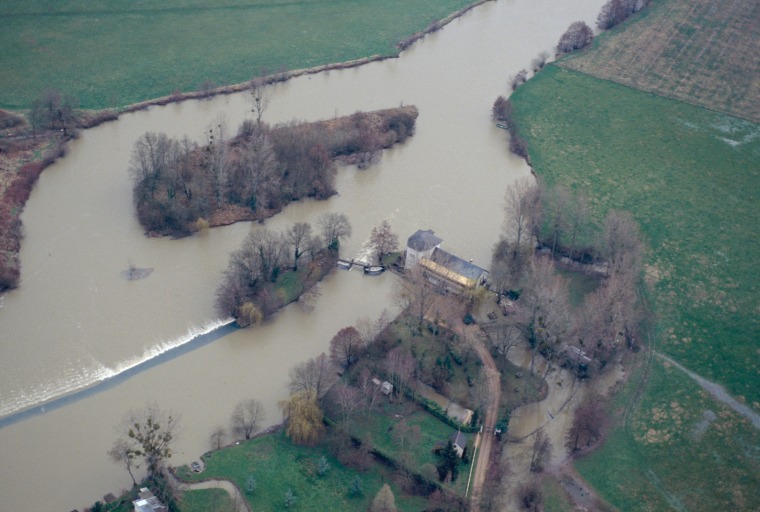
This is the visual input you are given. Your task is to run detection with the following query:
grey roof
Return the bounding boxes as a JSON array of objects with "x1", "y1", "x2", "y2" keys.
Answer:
[
  {"x1": 450, "y1": 431, "x2": 468, "y2": 447},
  {"x1": 430, "y1": 247, "x2": 486, "y2": 280},
  {"x1": 407, "y1": 229, "x2": 443, "y2": 251}
]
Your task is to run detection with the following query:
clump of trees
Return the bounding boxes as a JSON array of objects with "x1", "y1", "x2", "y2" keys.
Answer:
[
  {"x1": 492, "y1": 96, "x2": 528, "y2": 159},
  {"x1": 597, "y1": 0, "x2": 649, "y2": 30},
  {"x1": 556, "y1": 21, "x2": 594, "y2": 54},
  {"x1": 492, "y1": 177, "x2": 645, "y2": 377},
  {"x1": 215, "y1": 214, "x2": 351, "y2": 326},
  {"x1": 129, "y1": 107, "x2": 417, "y2": 237},
  {"x1": 28, "y1": 88, "x2": 80, "y2": 138}
]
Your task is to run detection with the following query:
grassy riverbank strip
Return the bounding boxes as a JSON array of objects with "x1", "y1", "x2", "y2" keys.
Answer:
[
  {"x1": 509, "y1": 64, "x2": 760, "y2": 511},
  {"x1": 0, "y1": 0, "x2": 483, "y2": 110},
  {"x1": 176, "y1": 429, "x2": 427, "y2": 511}
]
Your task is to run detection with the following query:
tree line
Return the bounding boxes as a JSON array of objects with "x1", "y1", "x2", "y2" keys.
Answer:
[
  {"x1": 129, "y1": 107, "x2": 418, "y2": 237},
  {"x1": 491, "y1": 177, "x2": 645, "y2": 377}
]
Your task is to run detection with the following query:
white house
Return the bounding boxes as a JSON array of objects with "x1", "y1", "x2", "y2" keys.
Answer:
[{"x1": 405, "y1": 229, "x2": 442, "y2": 270}]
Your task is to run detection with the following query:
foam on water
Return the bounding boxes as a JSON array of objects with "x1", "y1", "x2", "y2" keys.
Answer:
[{"x1": 0, "y1": 317, "x2": 232, "y2": 419}]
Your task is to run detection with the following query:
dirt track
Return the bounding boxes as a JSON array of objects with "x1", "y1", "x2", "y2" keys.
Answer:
[{"x1": 467, "y1": 332, "x2": 501, "y2": 511}]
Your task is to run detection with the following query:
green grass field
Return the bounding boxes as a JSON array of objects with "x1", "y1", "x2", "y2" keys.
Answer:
[
  {"x1": 0, "y1": 0, "x2": 474, "y2": 110},
  {"x1": 510, "y1": 64, "x2": 760, "y2": 511},
  {"x1": 176, "y1": 429, "x2": 427, "y2": 511},
  {"x1": 576, "y1": 357, "x2": 760, "y2": 511},
  {"x1": 179, "y1": 488, "x2": 234, "y2": 512}
]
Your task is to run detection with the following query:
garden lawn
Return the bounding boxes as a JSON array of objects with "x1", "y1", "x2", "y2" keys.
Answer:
[
  {"x1": 345, "y1": 400, "x2": 474, "y2": 495},
  {"x1": 179, "y1": 488, "x2": 234, "y2": 512},
  {"x1": 1, "y1": 0, "x2": 475, "y2": 109},
  {"x1": 176, "y1": 429, "x2": 427, "y2": 511}
]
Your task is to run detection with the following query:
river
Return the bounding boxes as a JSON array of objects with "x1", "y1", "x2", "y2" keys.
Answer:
[{"x1": 0, "y1": 1, "x2": 605, "y2": 509}]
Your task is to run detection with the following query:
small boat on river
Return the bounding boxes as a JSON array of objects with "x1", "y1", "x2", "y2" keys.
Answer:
[{"x1": 363, "y1": 265, "x2": 385, "y2": 275}]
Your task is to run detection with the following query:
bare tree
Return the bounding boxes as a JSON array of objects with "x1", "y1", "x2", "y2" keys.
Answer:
[
  {"x1": 370, "y1": 220, "x2": 399, "y2": 261},
  {"x1": 210, "y1": 426, "x2": 226, "y2": 451},
  {"x1": 119, "y1": 403, "x2": 178, "y2": 478},
  {"x1": 557, "y1": 21, "x2": 594, "y2": 54},
  {"x1": 531, "y1": 51, "x2": 551, "y2": 72},
  {"x1": 318, "y1": 212, "x2": 352, "y2": 251},
  {"x1": 522, "y1": 257, "x2": 573, "y2": 374},
  {"x1": 567, "y1": 395, "x2": 605, "y2": 453},
  {"x1": 600, "y1": 209, "x2": 643, "y2": 279},
  {"x1": 287, "y1": 222, "x2": 312, "y2": 270},
  {"x1": 249, "y1": 77, "x2": 272, "y2": 126},
  {"x1": 487, "y1": 323, "x2": 522, "y2": 360},
  {"x1": 510, "y1": 69, "x2": 529, "y2": 91},
  {"x1": 396, "y1": 265, "x2": 439, "y2": 332},
  {"x1": 228, "y1": 130, "x2": 278, "y2": 212},
  {"x1": 386, "y1": 345, "x2": 415, "y2": 396},
  {"x1": 333, "y1": 384, "x2": 361, "y2": 423},
  {"x1": 204, "y1": 121, "x2": 230, "y2": 206},
  {"x1": 504, "y1": 177, "x2": 542, "y2": 252},
  {"x1": 329, "y1": 326, "x2": 364, "y2": 370},
  {"x1": 108, "y1": 438, "x2": 139, "y2": 486},
  {"x1": 288, "y1": 352, "x2": 337, "y2": 399},
  {"x1": 529, "y1": 427, "x2": 552, "y2": 472},
  {"x1": 357, "y1": 366, "x2": 382, "y2": 414},
  {"x1": 231, "y1": 399, "x2": 265, "y2": 440}
]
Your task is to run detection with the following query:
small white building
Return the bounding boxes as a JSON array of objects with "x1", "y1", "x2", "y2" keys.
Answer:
[
  {"x1": 133, "y1": 488, "x2": 166, "y2": 512},
  {"x1": 381, "y1": 381, "x2": 394, "y2": 395}
]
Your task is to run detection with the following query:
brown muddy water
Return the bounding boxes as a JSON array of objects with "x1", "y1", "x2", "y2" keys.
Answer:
[{"x1": 0, "y1": 0, "x2": 606, "y2": 509}]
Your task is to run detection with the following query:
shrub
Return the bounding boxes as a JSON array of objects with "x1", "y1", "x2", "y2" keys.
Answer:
[{"x1": 556, "y1": 21, "x2": 594, "y2": 54}]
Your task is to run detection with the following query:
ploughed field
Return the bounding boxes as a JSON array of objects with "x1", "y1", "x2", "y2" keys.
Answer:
[
  {"x1": 559, "y1": 0, "x2": 760, "y2": 123},
  {"x1": 0, "y1": 0, "x2": 474, "y2": 110}
]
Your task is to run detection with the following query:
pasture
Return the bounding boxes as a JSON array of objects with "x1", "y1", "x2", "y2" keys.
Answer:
[{"x1": 0, "y1": 0, "x2": 474, "y2": 109}]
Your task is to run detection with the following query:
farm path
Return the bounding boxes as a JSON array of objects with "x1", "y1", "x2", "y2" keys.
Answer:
[
  {"x1": 467, "y1": 330, "x2": 501, "y2": 511},
  {"x1": 656, "y1": 352, "x2": 760, "y2": 430},
  {"x1": 167, "y1": 470, "x2": 250, "y2": 512}
]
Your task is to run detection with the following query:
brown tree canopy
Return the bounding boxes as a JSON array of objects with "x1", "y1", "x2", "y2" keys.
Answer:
[
  {"x1": 566, "y1": 395, "x2": 605, "y2": 453},
  {"x1": 231, "y1": 399, "x2": 265, "y2": 440},
  {"x1": 370, "y1": 220, "x2": 399, "y2": 260},
  {"x1": 369, "y1": 483, "x2": 397, "y2": 512},
  {"x1": 288, "y1": 352, "x2": 337, "y2": 399},
  {"x1": 329, "y1": 326, "x2": 364, "y2": 370},
  {"x1": 557, "y1": 21, "x2": 594, "y2": 53}
]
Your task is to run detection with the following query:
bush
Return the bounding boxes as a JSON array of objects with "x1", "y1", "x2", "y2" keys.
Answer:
[
  {"x1": 556, "y1": 21, "x2": 594, "y2": 54},
  {"x1": 463, "y1": 313, "x2": 474, "y2": 325}
]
